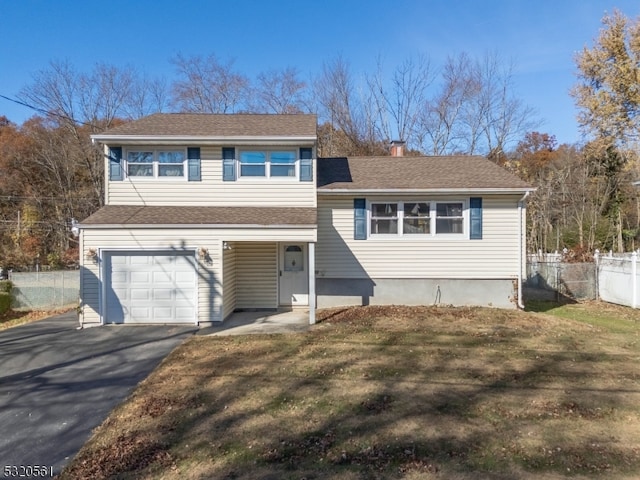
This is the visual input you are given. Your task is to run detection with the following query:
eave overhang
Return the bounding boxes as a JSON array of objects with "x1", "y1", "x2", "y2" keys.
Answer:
[
  {"x1": 90, "y1": 135, "x2": 317, "y2": 146},
  {"x1": 316, "y1": 187, "x2": 537, "y2": 195}
]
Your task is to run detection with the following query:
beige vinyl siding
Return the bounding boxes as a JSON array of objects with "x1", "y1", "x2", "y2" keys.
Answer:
[
  {"x1": 217, "y1": 228, "x2": 316, "y2": 242},
  {"x1": 106, "y1": 146, "x2": 316, "y2": 207},
  {"x1": 222, "y1": 242, "x2": 237, "y2": 319},
  {"x1": 79, "y1": 232, "x2": 101, "y2": 326},
  {"x1": 235, "y1": 242, "x2": 277, "y2": 309},
  {"x1": 317, "y1": 195, "x2": 522, "y2": 279},
  {"x1": 80, "y1": 229, "x2": 222, "y2": 325}
]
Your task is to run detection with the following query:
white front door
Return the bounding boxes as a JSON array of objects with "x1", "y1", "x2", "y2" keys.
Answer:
[{"x1": 279, "y1": 243, "x2": 308, "y2": 306}]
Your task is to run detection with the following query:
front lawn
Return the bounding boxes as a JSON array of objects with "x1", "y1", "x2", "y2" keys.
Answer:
[{"x1": 60, "y1": 304, "x2": 640, "y2": 479}]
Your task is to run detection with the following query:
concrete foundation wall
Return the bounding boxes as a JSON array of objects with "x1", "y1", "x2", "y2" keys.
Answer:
[{"x1": 316, "y1": 277, "x2": 518, "y2": 309}]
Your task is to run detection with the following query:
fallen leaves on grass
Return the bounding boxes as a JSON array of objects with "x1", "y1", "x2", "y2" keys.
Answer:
[
  {"x1": 58, "y1": 303, "x2": 640, "y2": 480},
  {"x1": 62, "y1": 433, "x2": 174, "y2": 480},
  {"x1": 0, "y1": 308, "x2": 72, "y2": 330}
]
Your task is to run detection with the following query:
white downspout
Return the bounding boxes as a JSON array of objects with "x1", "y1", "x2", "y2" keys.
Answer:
[
  {"x1": 308, "y1": 242, "x2": 316, "y2": 325},
  {"x1": 518, "y1": 191, "x2": 531, "y2": 309}
]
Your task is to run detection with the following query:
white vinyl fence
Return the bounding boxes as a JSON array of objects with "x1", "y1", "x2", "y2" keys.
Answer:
[
  {"x1": 526, "y1": 251, "x2": 640, "y2": 309},
  {"x1": 596, "y1": 251, "x2": 640, "y2": 308}
]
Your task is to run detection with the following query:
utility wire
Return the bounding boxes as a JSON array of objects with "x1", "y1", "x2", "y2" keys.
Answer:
[{"x1": 0, "y1": 93, "x2": 98, "y2": 128}]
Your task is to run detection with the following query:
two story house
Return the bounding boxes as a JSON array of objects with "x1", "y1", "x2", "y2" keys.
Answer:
[{"x1": 79, "y1": 113, "x2": 533, "y2": 327}]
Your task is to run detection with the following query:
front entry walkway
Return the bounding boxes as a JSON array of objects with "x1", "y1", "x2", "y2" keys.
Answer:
[{"x1": 198, "y1": 310, "x2": 310, "y2": 336}]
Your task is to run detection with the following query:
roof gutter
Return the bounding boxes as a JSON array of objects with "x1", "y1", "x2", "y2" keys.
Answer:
[
  {"x1": 77, "y1": 223, "x2": 318, "y2": 229},
  {"x1": 90, "y1": 135, "x2": 317, "y2": 146},
  {"x1": 317, "y1": 187, "x2": 536, "y2": 195}
]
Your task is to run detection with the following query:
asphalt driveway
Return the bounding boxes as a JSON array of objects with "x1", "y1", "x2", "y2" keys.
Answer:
[{"x1": 0, "y1": 311, "x2": 196, "y2": 477}]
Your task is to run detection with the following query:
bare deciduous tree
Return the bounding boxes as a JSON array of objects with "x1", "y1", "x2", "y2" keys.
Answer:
[
  {"x1": 123, "y1": 74, "x2": 170, "y2": 119},
  {"x1": 252, "y1": 67, "x2": 308, "y2": 114},
  {"x1": 418, "y1": 53, "x2": 479, "y2": 154},
  {"x1": 368, "y1": 55, "x2": 434, "y2": 147},
  {"x1": 170, "y1": 53, "x2": 249, "y2": 113},
  {"x1": 314, "y1": 56, "x2": 384, "y2": 155}
]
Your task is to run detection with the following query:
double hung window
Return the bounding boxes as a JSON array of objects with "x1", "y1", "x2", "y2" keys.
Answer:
[
  {"x1": 368, "y1": 200, "x2": 466, "y2": 237},
  {"x1": 127, "y1": 149, "x2": 186, "y2": 178},
  {"x1": 436, "y1": 203, "x2": 464, "y2": 234},
  {"x1": 239, "y1": 150, "x2": 297, "y2": 178},
  {"x1": 403, "y1": 202, "x2": 430, "y2": 234},
  {"x1": 127, "y1": 151, "x2": 154, "y2": 177},
  {"x1": 370, "y1": 203, "x2": 399, "y2": 234},
  {"x1": 239, "y1": 152, "x2": 266, "y2": 177},
  {"x1": 270, "y1": 152, "x2": 297, "y2": 177}
]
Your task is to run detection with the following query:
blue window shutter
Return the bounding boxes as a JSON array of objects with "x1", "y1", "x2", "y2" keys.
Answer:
[
  {"x1": 470, "y1": 197, "x2": 483, "y2": 239},
  {"x1": 187, "y1": 147, "x2": 201, "y2": 181},
  {"x1": 109, "y1": 147, "x2": 123, "y2": 181},
  {"x1": 299, "y1": 147, "x2": 313, "y2": 181},
  {"x1": 354, "y1": 198, "x2": 366, "y2": 240},
  {"x1": 222, "y1": 147, "x2": 236, "y2": 181}
]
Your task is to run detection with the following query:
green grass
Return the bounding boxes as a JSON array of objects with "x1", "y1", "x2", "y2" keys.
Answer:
[{"x1": 526, "y1": 299, "x2": 640, "y2": 334}]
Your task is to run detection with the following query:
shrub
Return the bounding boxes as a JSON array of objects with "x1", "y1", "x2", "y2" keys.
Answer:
[
  {"x1": 0, "y1": 292, "x2": 11, "y2": 314},
  {"x1": 0, "y1": 280, "x2": 13, "y2": 294}
]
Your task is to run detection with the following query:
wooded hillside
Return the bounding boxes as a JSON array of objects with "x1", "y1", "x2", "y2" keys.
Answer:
[{"x1": 1, "y1": 10, "x2": 639, "y2": 269}]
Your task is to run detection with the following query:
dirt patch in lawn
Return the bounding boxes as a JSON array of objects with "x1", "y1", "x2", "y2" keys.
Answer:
[{"x1": 59, "y1": 304, "x2": 640, "y2": 479}]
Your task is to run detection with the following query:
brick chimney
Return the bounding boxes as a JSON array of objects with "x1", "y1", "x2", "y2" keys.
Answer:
[{"x1": 390, "y1": 140, "x2": 406, "y2": 157}]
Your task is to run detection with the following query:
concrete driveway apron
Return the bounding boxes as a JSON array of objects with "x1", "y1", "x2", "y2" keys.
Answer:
[{"x1": 0, "y1": 311, "x2": 196, "y2": 477}]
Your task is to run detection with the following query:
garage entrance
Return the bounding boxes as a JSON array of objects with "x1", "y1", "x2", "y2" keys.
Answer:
[{"x1": 105, "y1": 251, "x2": 197, "y2": 324}]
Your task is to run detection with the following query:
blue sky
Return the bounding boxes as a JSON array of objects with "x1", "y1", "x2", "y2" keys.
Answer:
[{"x1": 1, "y1": 0, "x2": 640, "y2": 146}]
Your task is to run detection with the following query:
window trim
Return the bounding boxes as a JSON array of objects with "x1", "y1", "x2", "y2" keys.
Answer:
[
  {"x1": 366, "y1": 199, "x2": 469, "y2": 239},
  {"x1": 370, "y1": 202, "x2": 399, "y2": 235},
  {"x1": 237, "y1": 148, "x2": 299, "y2": 180},
  {"x1": 403, "y1": 201, "x2": 431, "y2": 235},
  {"x1": 124, "y1": 148, "x2": 188, "y2": 180}
]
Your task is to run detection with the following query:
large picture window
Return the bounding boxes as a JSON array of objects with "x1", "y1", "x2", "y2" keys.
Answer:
[
  {"x1": 127, "y1": 149, "x2": 186, "y2": 178},
  {"x1": 368, "y1": 200, "x2": 467, "y2": 238}
]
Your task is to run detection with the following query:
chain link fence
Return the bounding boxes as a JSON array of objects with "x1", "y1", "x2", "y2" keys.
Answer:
[
  {"x1": 9, "y1": 270, "x2": 79, "y2": 310},
  {"x1": 525, "y1": 256, "x2": 597, "y2": 301}
]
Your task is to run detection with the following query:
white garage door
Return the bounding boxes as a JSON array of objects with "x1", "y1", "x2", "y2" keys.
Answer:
[{"x1": 105, "y1": 251, "x2": 197, "y2": 324}]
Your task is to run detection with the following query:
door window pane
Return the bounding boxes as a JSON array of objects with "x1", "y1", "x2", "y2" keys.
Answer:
[{"x1": 284, "y1": 245, "x2": 303, "y2": 271}]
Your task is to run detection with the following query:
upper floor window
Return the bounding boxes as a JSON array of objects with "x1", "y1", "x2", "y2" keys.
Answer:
[
  {"x1": 240, "y1": 152, "x2": 266, "y2": 177},
  {"x1": 270, "y1": 152, "x2": 297, "y2": 177},
  {"x1": 127, "y1": 149, "x2": 186, "y2": 178},
  {"x1": 239, "y1": 150, "x2": 297, "y2": 178}
]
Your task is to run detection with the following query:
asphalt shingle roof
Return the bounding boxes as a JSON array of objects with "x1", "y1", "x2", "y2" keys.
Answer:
[
  {"x1": 317, "y1": 156, "x2": 532, "y2": 191},
  {"x1": 96, "y1": 113, "x2": 318, "y2": 138},
  {"x1": 80, "y1": 206, "x2": 317, "y2": 227}
]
